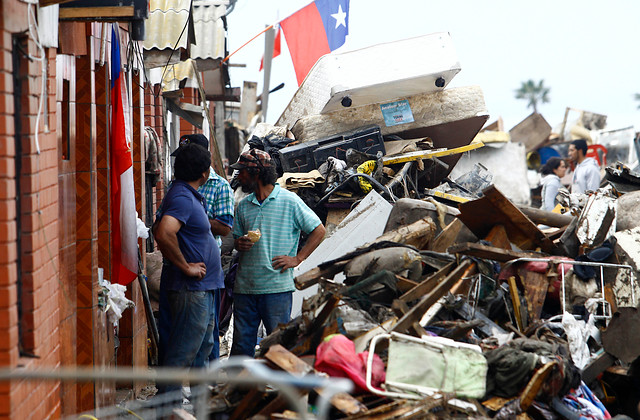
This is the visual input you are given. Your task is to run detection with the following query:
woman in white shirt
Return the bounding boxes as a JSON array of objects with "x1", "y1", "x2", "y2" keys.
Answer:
[{"x1": 540, "y1": 157, "x2": 567, "y2": 211}]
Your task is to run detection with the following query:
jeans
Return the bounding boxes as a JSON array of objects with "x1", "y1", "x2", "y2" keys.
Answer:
[
  {"x1": 208, "y1": 288, "x2": 221, "y2": 361},
  {"x1": 230, "y1": 291, "x2": 292, "y2": 357},
  {"x1": 157, "y1": 287, "x2": 215, "y2": 395}
]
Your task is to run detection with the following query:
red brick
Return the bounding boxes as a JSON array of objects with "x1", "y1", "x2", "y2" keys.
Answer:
[
  {"x1": 0, "y1": 199, "x2": 16, "y2": 221},
  {"x1": 0, "y1": 325, "x2": 18, "y2": 350},
  {"x1": 0, "y1": 178, "x2": 16, "y2": 199},
  {"x1": 0, "y1": 93, "x2": 13, "y2": 114},
  {"x1": 0, "y1": 71, "x2": 12, "y2": 94},
  {"x1": 0, "y1": 136, "x2": 15, "y2": 158},
  {"x1": 0, "y1": 220, "x2": 16, "y2": 243},
  {"x1": 0, "y1": 242, "x2": 16, "y2": 265},
  {"x1": 0, "y1": 262, "x2": 17, "y2": 287},
  {"x1": 0, "y1": 156, "x2": 15, "y2": 178},
  {"x1": 0, "y1": 284, "x2": 16, "y2": 310},
  {"x1": 0, "y1": 306, "x2": 17, "y2": 329}
]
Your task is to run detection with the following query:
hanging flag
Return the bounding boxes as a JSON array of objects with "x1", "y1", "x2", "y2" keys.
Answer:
[
  {"x1": 259, "y1": 26, "x2": 281, "y2": 71},
  {"x1": 280, "y1": 0, "x2": 349, "y2": 85},
  {"x1": 110, "y1": 24, "x2": 138, "y2": 286}
]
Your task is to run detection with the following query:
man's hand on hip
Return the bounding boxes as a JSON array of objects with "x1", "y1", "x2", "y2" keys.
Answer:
[
  {"x1": 272, "y1": 255, "x2": 301, "y2": 273},
  {"x1": 184, "y1": 262, "x2": 207, "y2": 279}
]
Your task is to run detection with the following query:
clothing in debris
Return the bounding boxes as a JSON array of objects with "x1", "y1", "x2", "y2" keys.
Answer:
[{"x1": 572, "y1": 157, "x2": 601, "y2": 194}]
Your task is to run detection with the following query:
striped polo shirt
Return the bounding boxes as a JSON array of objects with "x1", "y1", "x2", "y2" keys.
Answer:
[{"x1": 232, "y1": 183, "x2": 321, "y2": 294}]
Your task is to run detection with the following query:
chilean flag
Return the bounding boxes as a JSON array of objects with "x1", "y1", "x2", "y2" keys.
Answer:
[
  {"x1": 280, "y1": 0, "x2": 349, "y2": 85},
  {"x1": 110, "y1": 25, "x2": 138, "y2": 286}
]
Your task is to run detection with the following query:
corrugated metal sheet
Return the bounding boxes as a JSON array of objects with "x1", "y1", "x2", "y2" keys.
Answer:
[
  {"x1": 191, "y1": 1, "x2": 226, "y2": 60},
  {"x1": 143, "y1": 0, "x2": 191, "y2": 51}
]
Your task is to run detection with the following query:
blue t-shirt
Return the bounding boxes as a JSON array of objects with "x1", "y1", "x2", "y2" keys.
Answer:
[{"x1": 158, "y1": 180, "x2": 223, "y2": 291}]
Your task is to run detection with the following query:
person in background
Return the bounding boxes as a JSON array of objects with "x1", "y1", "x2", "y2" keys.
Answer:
[
  {"x1": 153, "y1": 143, "x2": 224, "y2": 396},
  {"x1": 229, "y1": 148, "x2": 326, "y2": 357},
  {"x1": 540, "y1": 157, "x2": 567, "y2": 211},
  {"x1": 568, "y1": 139, "x2": 601, "y2": 194},
  {"x1": 174, "y1": 134, "x2": 235, "y2": 361}
]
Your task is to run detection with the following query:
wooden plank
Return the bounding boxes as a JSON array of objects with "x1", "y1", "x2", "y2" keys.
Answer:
[
  {"x1": 431, "y1": 218, "x2": 465, "y2": 253},
  {"x1": 447, "y1": 242, "x2": 542, "y2": 262},
  {"x1": 265, "y1": 344, "x2": 367, "y2": 416},
  {"x1": 391, "y1": 300, "x2": 429, "y2": 337},
  {"x1": 400, "y1": 262, "x2": 454, "y2": 303},
  {"x1": 518, "y1": 269, "x2": 548, "y2": 322},
  {"x1": 382, "y1": 142, "x2": 485, "y2": 165},
  {"x1": 516, "y1": 205, "x2": 574, "y2": 228},
  {"x1": 59, "y1": 6, "x2": 134, "y2": 19},
  {"x1": 458, "y1": 185, "x2": 553, "y2": 252},
  {"x1": 264, "y1": 345, "x2": 314, "y2": 376},
  {"x1": 294, "y1": 261, "x2": 348, "y2": 290},
  {"x1": 391, "y1": 260, "x2": 472, "y2": 334},
  {"x1": 507, "y1": 276, "x2": 524, "y2": 331},
  {"x1": 582, "y1": 351, "x2": 617, "y2": 384},
  {"x1": 395, "y1": 275, "x2": 418, "y2": 293},
  {"x1": 520, "y1": 361, "x2": 557, "y2": 410},
  {"x1": 484, "y1": 225, "x2": 511, "y2": 249},
  {"x1": 229, "y1": 388, "x2": 268, "y2": 420},
  {"x1": 371, "y1": 217, "x2": 436, "y2": 250}
]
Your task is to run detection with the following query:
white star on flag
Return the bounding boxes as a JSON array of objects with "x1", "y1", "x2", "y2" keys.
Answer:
[{"x1": 331, "y1": 4, "x2": 347, "y2": 29}]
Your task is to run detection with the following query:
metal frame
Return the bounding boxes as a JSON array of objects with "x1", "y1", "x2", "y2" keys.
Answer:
[
  {"x1": 504, "y1": 258, "x2": 637, "y2": 324},
  {"x1": 0, "y1": 357, "x2": 353, "y2": 420}
]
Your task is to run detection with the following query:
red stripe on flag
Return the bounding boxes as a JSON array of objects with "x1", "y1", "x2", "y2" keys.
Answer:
[
  {"x1": 280, "y1": 2, "x2": 331, "y2": 85},
  {"x1": 110, "y1": 27, "x2": 137, "y2": 286}
]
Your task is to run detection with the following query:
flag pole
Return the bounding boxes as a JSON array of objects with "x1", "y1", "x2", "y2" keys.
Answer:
[
  {"x1": 261, "y1": 25, "x2": 276, "y2": 122},
  {"x1": 222, "y1": 23, "x2": 275, "y2": 64}
]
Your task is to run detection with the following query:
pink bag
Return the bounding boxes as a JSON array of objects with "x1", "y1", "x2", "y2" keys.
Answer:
[{"x1": 314, "y1": 334, "x2": 385, "y2": 393}]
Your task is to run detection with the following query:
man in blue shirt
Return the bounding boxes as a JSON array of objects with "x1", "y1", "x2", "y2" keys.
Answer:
[
  {"x1": 153, "y1": 143, "x2": 224, "y2": 395},
  {"x1": 173, "y1": 134, "x2": 234, "y2": 360},
  {"x1": 229, "y1": 148, "x2": 326, "y2": 357}
]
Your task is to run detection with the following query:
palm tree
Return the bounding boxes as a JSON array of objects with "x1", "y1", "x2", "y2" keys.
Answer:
[
  {"x1": 634, "y1": 93, "x2": 640, "y2": 109},
  {"x1": 514, "y1": 79, "x2": 550, "y2": 113}
]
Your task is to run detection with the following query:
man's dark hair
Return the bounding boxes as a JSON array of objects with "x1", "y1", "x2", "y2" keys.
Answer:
[
  {"x1": 571, "y1": 139, "x2": 588, "y2": 155},
  {"x1": 174, "y1": 143, "x2": 211, "y2": 182},
  {"x1": 541, "y1": 157, "x2": 564, "y2": 175},
  {"x1": 248, "y1": 164, "x2": 278, "y2": 186}
]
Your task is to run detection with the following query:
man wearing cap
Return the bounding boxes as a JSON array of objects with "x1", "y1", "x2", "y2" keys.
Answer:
[
  {"x1": 153, "y1": 143, "x2": 224, "y2": 395},
  {"x1": 229, "y1": 148, "x2": 326, "y2": 357},
  {"x1": 168, "y1": 134, "x2": 234, "y2": 361},
  {"x1": 568, "y1": 139, "x2": 601, "y2": 194}
]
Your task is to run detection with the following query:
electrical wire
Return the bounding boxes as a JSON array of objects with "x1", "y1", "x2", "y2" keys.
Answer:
[{"x1": 26, "y1": 2, "x2": 46, "y2": 155}]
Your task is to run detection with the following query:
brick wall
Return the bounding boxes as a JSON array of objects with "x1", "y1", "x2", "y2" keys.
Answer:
[{"x1": 0, "y1": 0, "x2": 63, "y2": 417}]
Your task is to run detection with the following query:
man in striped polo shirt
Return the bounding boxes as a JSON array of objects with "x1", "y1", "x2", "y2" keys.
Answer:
[{"x1": 229, "y1": 148, "x2": 326, "y2": 357}]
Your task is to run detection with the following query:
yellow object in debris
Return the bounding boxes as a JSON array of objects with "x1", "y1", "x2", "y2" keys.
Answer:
[
  {"x1": 382, "y1": 142, "x2": 485, "y2": 165},
  {"x1": 426, "y1": 190, "x2": 470, "y2": 203},
  {"x1": 356, "y1": 160, "x2": 377, "y2": 193}
]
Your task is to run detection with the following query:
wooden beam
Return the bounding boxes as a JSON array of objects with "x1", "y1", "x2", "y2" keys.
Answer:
[
  {"x1": 294, "y1": 261, "x2": 348, "y2": 290},
  {"x1": 59, "y1": 6, "x2": 135, "y2": 19},
  {"x1": 391, "y1": 260, "x2": 472, "y2": 334},
  {"x1": 400, "y1": 262, "x2": 454, "y2": 303},
  {"x1": 447, "y1": 242, "x2": 542, "y2": 263}
]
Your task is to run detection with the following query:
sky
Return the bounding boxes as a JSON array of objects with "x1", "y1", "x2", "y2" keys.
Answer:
[{"x1": 225, "y1": 0, "x2": 640, "y2": 133}]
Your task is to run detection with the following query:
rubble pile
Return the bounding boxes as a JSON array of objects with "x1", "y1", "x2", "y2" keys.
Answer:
[
  {"x1": 205, "y1": 32, "x2": 640, "y2": 420},
  {"x1": 209, "y1": 135, "x2": 640, "y2": 419}
]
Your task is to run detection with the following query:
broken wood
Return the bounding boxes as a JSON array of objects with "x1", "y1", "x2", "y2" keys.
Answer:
[
  {"x1": 431, "y1": 218, "x2": 466, "y2": 253},
  {"x1": 520, "y1": 361, "x2": 558, "y2": 410},
  {"x1": 516, "y1": 205, "x2": 574, "y2": 228},
  {"x1": 400, "y1": 262, "x2": 455, "y2": 303},
  {"x1": 447, "y1": 242, "x2": 542, "y2": 263},
  {"x1": 518, "y1": 268, "x2": 549, "y2": 323},
  {"x1": 484, "y1": 224, "x2": 511, "y2": 250},
  {"x1": 457, "y1": 185, "x2": 554, "y2": 252},
  {"x1": 391, "y1": 259, "x2": 472, "y2": 335},
  {"x1": 581, "y1": 351, "x2": 617, "y2": 384},
  {"x1": 370, "y1": 217, "x2": 436, "y2": 250},
  {"x1": 294, "y1": 261, "x2": 349, "y2": 290},
  {"x1": 391, "y1": 299, "x2": 429, "y2": 337},
  {"x1": 507, "y1": 276, "x2": 525, "y2": 331},
  {"x1": 264, "y1": 344, "x2": 367, "y2": 416}
]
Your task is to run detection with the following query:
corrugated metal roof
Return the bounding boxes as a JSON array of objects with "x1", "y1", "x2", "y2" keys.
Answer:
[
  {"x1": 191, "y1": 1, "x2": 226, "y2": 60},
  {"x1": 143, "y1": 0, "x2": 191, "y2": 51}
]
